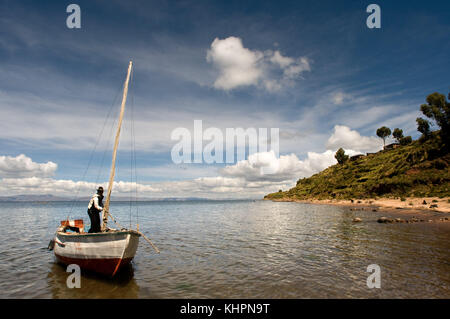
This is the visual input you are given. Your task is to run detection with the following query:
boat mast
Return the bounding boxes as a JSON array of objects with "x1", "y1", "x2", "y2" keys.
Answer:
[{"x1": 102, "y1": 61, "x2": 133, "y2": 231}]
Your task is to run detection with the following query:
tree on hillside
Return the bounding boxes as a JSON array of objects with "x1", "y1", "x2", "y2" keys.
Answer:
[
  {"x1": 335, "y1": 148, "x2": 349, "y2": 164},
  {"x1": 400, "y1": 136, "x2": 412, "y2": 145},
  {"x1": 416, "y1": 118, "x2": 431, "y2": 139},
  {"x1": 376, "y1": 126, "x2": 391, "y2": 148},
  {"x1": 393, "y1": 128, "x2": 412, "y2": 145},
  {"x1": 417, "y1": 92, "x2": 450, "y2": 141},
  {"x1": 393, "y1": 128, "x2": 403, "y2": 142}
]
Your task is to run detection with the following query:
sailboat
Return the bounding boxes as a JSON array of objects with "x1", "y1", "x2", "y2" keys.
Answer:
[{"x1": 50, "y1": 61, "x2": 159, "y2": 277}]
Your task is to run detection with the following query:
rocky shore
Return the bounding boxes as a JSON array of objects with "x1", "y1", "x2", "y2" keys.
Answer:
[{"x1": 266, "y1": 196, "x2": 450, "y2": 226}]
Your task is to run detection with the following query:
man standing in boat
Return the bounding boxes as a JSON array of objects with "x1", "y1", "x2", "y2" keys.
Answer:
[{"x1": 87, "y1": 187, "x2": 104, "y2": 233}]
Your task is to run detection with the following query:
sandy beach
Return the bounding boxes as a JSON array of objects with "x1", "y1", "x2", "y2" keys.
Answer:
[{"x1": 268, "y1": 196, "x2": 450, "y2": 224}]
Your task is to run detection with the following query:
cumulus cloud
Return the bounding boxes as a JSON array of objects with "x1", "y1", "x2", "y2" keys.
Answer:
[
  {"x1": 0, "y1": 175, "x2": 285, "y2": 199},
  {"x1": 220, "y1": 150, "x2": 337, "y2": 182},
  {"x1": 0, "y1": 154, "x2": 57, "y2": 178},
  {"x1": 0, "y1": 176, "x2": 159, "y2": 196},
  {"x1": 191, "y1": 175, "x2": 291, "y2": 195},
  {"x1": 219, "y1": 125, "x2": 380, "y2": 185},
  {"x1": 206, "y1": 36, "x2": 310, "y2": 91},
  {"x1": 326, "y1": 125, "x2": 382, "y2": 152},
  {"x1": 0, "y1": 125, "x2": 380, "y2": 199},
  {"x1": 206, "y1": 36, "x2": 264, "y2": 90},
  {"x1": 0, "y1": 152, "x2": 322, "y2": 198}
]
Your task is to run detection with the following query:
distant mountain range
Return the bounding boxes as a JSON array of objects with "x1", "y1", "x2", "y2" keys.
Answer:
[
  {"x1": 0, "y1": 194, "x2": 69, "y2": 202},
  {"x1": 0, "y1": 194, "x2": 229, "y2": 202}
]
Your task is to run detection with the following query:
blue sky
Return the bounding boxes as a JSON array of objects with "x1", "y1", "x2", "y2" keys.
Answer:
[{"x1": 0, "y1": 0, "x2": 449, "y2": 198}]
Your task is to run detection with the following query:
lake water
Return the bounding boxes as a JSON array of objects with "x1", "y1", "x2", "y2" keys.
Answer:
[{"x1": 0, "y1": 200, "x2": 448, "y2": 298}]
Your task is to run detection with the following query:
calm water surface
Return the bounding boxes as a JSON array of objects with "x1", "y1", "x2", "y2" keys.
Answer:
[{"x1": 0, "y1": 200, "x2": 448, "y2": 298}]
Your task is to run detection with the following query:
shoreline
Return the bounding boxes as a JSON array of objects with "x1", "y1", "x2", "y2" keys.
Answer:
[{"x1": 266, "y1": 196, "x2": 450, "y2": 225}]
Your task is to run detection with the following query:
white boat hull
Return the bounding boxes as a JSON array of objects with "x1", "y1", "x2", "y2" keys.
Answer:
[{"x1": 54, "y1": 230, "x2": 140, "y2": 276}]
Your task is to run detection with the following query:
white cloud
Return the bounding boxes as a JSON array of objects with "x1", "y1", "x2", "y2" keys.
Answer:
[
  {"x1": 0, "y1": 154, "x2": 57, "y2": 178},
  {"x1": 191, "y1": 176, "x2": 292, "y2": 195},
  {"x1": 0, "y1": 176, "x2": 159, "y2": 196},
  {"x1": 269, "y1": 50, "x2": 294, "y2": 68},
  {"x1": 0, "y1": 175, "x2": 287, "y2": 199},
  {"x1": 0, "y1": 152, "x2": 311, "y2": 198},
  {"x1": 220, "y1": 149, "x2": 337, "y2": 182},
  {"x1": 206, "y1": 36, "x2": 264, "y2": 90},
  {"x1": 206, "y1": 37, "x2": 310, "y2": 91},
  {"x1": 0, "y1": 125, "x2": 382, "y2": 199},
  {"x1": 326, "y1": 125, "x2": 382, "y2": 152},
  {"x1": 280, "y1": 56, "x2": 311, "y2": 79}
]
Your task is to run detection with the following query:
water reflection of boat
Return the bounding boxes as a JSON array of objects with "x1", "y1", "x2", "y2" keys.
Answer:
[{"x1": 47, "y1": 262, "x2": 139, "y2": 298}]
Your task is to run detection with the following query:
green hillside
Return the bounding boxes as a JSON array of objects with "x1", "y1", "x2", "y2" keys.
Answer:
[{"x1": 265, "y1": 132, "x2": 449, "y2": 200}]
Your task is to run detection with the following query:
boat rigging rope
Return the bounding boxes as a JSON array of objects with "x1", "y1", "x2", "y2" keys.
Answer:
[
  {"x1": 95, "y1": 101, "x2": 120, "y2": 186},
  {"x1": 59, "y1": 63, "x2": 160, "y2": 255},
  {"x1": 66, "y1": 81, "x2": 123, "y2": 219},
  {"x1": 105, "y1": 208, "x2": 160, "y2": 254}
]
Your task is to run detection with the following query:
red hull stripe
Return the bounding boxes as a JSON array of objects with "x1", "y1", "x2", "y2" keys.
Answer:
[{"x1": 55, "y1": 253, "x2": 133, "y2": 276}]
